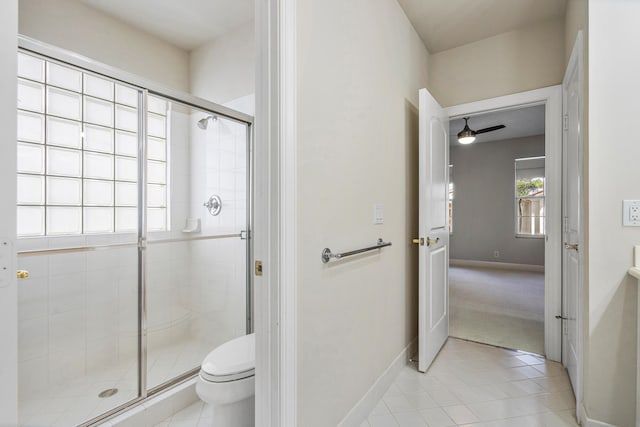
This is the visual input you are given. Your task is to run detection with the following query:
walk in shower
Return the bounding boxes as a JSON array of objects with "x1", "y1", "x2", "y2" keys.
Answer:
[{"x1": 15, "y1": 38, "x2": 252, "y2": 426}]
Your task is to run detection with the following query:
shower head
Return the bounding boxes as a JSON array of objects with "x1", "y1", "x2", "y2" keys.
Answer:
[{"x1": 197, "y1": 115, "x2": 217, "y2": 129}]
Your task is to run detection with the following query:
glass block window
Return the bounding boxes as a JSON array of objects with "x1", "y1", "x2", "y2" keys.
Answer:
[{"x1": 16, "y1": 51, "x2": 168, "y2": 236}]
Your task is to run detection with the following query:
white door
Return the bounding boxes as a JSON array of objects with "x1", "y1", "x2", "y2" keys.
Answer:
[
  {"x1": 562, "y1": 33, "x2": 583, "y2": 397},
  {"x1": 418, "y1": 89, "x2": 450, "y2": 373}
]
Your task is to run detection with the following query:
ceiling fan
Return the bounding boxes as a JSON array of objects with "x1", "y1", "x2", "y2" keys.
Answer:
[{"x1": 457, "y1": 117, "x2": 506, "y2": 144}]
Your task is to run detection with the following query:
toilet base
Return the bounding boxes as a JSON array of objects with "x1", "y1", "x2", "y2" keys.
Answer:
[{"x1": 201, "y1": 396, "x2": 254, "y2": 427}]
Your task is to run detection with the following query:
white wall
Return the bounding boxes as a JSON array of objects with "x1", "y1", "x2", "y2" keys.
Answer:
[
  {"x1": 190, "y1": 21, "x2": 255, "y2": 105},
  {"x1": 295, "y1": 0, "x2": 429, "y2": 424},
  {"x1": 18, "y1": 0, "x2": 190, "y2": 92},
  {"x1": 0, "y1": 0, "x2": 18, "y2": 424},
  {"x1": 450, "y1": 136, "x2": 545, "y2": 266},
  {"x1": 584, "y1": 1, "x2": 639, "y2": 425},
  {"x1": 428, "y1": 19, "x2": 566, "y2": 107}
]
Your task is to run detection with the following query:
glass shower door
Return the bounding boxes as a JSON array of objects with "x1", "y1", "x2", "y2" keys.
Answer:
[
  {"x1": 144, "y1": 95, "x2": 250, "y2": 390},
  {"x1": 16, "y1": 51, "x2": 141, "y2": 426}
]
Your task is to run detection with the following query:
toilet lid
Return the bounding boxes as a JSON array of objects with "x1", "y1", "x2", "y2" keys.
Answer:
[{"x1": 201, "y1": 333, "x2": 255, "y2": 379}]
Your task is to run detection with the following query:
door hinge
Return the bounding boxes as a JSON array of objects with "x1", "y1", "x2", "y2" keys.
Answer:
[
  {"x1": 255, "y1": 260, "x2": 263, "y2": 276},
  {"x1": 563, "y1": 114, "x2": 569, "y2": 131}
]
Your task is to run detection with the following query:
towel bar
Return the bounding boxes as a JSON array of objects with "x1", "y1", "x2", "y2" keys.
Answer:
[{"x1": 321, "y1": 238, "x2": 392, "y2": 263}]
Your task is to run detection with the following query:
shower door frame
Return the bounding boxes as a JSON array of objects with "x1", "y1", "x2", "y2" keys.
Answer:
[{"x1": 17, "y1": 35, "x2": 254, "y2": 426}]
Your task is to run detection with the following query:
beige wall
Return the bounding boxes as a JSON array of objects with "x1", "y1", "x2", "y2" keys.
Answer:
[
  {"x1": 565, "y1": 0, "x2": 587, "y2": 66},
  {"x1": 428, "y1": 19, "x2": 565, "y2": 107},
  {"x1": 295, "y1": 0, "x2": 429, "y2": 424},
  {"x1": 190, "y1": 21, "x2": 255, "y2": 105},
  {"x1": 19, "y1": 0, "x2": 190, "y2": 92},
  {"x1": 584, "y1": 2, "x2": 639, "y2": 425},
  {"x1": 0, "y1": 1, "x2": 18, "y2": 424}
]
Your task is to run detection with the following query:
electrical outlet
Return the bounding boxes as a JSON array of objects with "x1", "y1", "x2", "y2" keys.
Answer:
[
  {"x1": 493, "y1": 250, "x2": 500, "y2": 258},
  {"x1": 623, "y1": 200, "x2": 640, "y2": 226}
]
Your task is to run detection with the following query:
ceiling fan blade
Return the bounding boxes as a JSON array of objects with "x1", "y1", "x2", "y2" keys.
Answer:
[{"x1": 475, "y1": 124, "x2": 506, "y2": 134}]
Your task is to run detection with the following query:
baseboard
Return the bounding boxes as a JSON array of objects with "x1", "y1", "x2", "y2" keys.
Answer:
[
  {"x1": 578, "y1": 404, "x2": 618, "y2": 427},
  {"x1": 338, "y1": 338, "x2": 417, "y2": 427},
  {"x1": 450, "y1": 259, "x2": 545, "y2": 273},
  {"x1": 106, "y1": 378, "x2": 199, "y2": 426}
]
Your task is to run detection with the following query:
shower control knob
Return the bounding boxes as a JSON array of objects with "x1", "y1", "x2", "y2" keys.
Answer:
[{"x1": 204, "y1": 195, "x2": 222, "y2": 216}]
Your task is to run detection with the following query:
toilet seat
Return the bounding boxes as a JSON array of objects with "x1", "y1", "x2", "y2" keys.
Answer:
[
  {"x1": 200, "y1": 368, "x2": 254, "y2": 383},
  {"x1": 200, "y1": 333, "x2": 255, "y2": 383}
]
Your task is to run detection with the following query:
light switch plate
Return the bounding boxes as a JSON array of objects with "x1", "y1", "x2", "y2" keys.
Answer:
[
  {"x1": 623, "y1": 200, "x2": 640, "y2": 226},
  {"x1": 373, "y1": 204, "x2": 384, "y2": 225}
]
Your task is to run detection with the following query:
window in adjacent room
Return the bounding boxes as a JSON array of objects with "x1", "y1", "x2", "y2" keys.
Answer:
[{"x1": 515, "y1": 156, "x2": 545, "y2": 237}]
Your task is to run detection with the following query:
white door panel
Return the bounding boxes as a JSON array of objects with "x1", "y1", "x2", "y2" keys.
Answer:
[
  {"x1": 418, "y1": 89, "x2": 449, "y2": 373},
  {"x1": 562, "y1": 33, "x2": 583, "y2": 402},
  {"x1": 429, "y1": 246, "x2": 447, "y2": 329}
]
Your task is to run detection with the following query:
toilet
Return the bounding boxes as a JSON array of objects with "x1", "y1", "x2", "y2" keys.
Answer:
[{"x1": 196, "y1": 333, "x2": 255, "y2": 427}]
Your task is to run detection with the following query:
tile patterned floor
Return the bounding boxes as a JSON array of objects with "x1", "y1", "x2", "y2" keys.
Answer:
[
  {"x1": 155, "y1": 338, "x2": 578, "y2": 427},
  {"x1": 363, "y1": 338, "x2": 578, "y2": 427},
  {"x1": 153, "y1": 400, "x2": 213, "y2": 427}
]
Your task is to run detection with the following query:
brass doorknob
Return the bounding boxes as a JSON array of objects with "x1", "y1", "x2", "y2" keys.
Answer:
[
  {"x1": 412, "y1": 238, "x2": 424, "y2": 246},
  {"x1": 16, "y1": 270, "x2": 29, "y2": 279}
]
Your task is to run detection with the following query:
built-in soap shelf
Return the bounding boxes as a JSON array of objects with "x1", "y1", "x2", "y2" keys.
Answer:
[{"x1": 182, "y1": 218, "x2": 201, "y2": 234}]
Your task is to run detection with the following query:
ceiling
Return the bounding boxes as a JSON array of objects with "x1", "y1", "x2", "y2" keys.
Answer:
[
  {"x1": 80, "y1": 0, "x2": 254, "y2": 50},
  {"x1": 396, "y1": 0, "x2": 567, "y2": 53},
  {"x1": 79, "y1": 0, "x2": 566, "y2": 54},
  {"x1": 449, "y1": 105, "x2": 545, "y2": 146}
]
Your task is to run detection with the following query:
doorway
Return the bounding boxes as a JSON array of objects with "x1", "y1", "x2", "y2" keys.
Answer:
[
  {"x1": 444, "y1": 88, "x2": 563, "y2": 363},
  {"x1": 417, "y1": 86, "x2": 563, "y2": 374},
  {"x1": 448, "y1": 106, "x2": 546, "y2": 355}
]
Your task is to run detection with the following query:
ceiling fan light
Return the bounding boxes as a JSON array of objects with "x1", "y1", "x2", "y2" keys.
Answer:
[{"x1": 457, "y1": 130, "x2": 476, "y2": 144}]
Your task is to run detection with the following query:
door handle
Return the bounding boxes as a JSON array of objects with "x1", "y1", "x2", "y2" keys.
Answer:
[
  {"x1": 426, "y1": 237, "x2": 440, "y2": 247},
  {"x1": 564, "y1": 243, "x2": 579, "y2": 251},
  {"x1": 412, "y1": 238, "x2": 424, "y2": 246},
  {"x1": 16, "y1": 270, "x2": 29, "y2": 279}
]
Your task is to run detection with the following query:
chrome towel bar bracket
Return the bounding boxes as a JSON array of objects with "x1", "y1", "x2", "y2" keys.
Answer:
[{"x1": 321, "y1": 238, "x2": 392, "y2": 264}]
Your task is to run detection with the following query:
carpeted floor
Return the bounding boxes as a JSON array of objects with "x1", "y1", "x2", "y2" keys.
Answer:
[{"x1": 449, "y1": 265, "x2": 545, "y2": 355}]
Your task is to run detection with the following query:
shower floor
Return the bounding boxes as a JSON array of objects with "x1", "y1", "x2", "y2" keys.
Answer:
[{"x1": 18, "y1": 337, "x2": 210, "y2": 427}]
